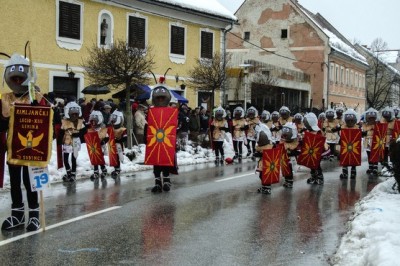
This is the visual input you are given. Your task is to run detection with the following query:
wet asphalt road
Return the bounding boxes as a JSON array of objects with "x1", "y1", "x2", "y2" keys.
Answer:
[{"x1": 0, "y1": 158, "x2": 379, "y2": 266}]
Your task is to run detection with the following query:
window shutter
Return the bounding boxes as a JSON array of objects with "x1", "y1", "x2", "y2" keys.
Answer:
[
  {"x1": 128, "y1": 17, "x2": 146, "y2": 49},
  {"x1": 201, "y1": 31, "x2": 213, "y2": 59},
  {"x1": 59, "y1": 1, "x2": 81, "y2": 40},
  {"x1": 171, "y1": 26, "x2": 185, "y2": 55}
]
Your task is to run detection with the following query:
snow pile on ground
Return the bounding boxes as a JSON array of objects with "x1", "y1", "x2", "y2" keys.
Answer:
[{"x1": 332, "y1": 177, "x2": 400, "y2": 266}]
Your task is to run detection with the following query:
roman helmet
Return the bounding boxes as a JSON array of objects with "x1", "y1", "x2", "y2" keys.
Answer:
[
  {"x1": 109, "y1": 110, "x2": 124, "y2": 128},
  {"x1": 335, "y1": 107, "x2": 345, "y2": 118},
  {"x1": 88, "y1": 110, "x2": 104, "y2": 128},
  {"x1": 256, "y1": 123, "x2": 272, "y2": 147},
  {"x1": 318, "y1": 112, "x2": 326, "y2": 120},
  {"x1": 260, "y1": 110, "x2": 271, "y2": 122},
  {"x1": 281, "y1": 122, "x2": 298, "y2": 142},
  {"x1": 151, "y1": 85, "x2": 172, "y2": 107},
  {"x1": 325, "y1": 108, "x2": 335, "y2": 121},
  {"x1": 246, "y1": 106, "x2": 258, "y2": 119},
  {"x1": 364, "y1": 108, "x2": 379, "y2": 124},
  {"x1": 233, "y1": 106, "x2": 245, "y2": 119},
  {"x1": 303, "y1": 112, "x2": 320, "y2": 131},
  {"x1": 214, "y1": 107, "x2": 226, "y2": 121},
  {"x1": 343, "y1": 109, "x2": 358, "y2": 128},
  {"x1": 381, "y1": 106, "x2": 395, "y2": 122},
  {"x1": 64, "y1": 102, "x2": 82, "y2": 122},
  {"x1": 279, "y1": 106, "x2": 291, "y2": 120},
  {"x1": 271, "y1": 111, "x2": 279, "y2": 122},
  {"x1": 293, "y1": 113, "x2": 303, "y2": 124}
]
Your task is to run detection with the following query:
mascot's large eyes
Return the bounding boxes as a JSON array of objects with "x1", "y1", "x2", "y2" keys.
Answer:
[
  {"x1": 18, "y1": 65, "x2": 24, "y2": 72},
  {"x1": 10, "y1": 66, "x2": 15, "y2": 72}
]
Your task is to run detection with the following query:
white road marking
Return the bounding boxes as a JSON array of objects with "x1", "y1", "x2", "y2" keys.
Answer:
[
  {"x1": 215, "y1": 173, "x2": 254, "y2": 182},
  {"x1": 0, "y1": 206, "x2": 121, "y2": 246}
]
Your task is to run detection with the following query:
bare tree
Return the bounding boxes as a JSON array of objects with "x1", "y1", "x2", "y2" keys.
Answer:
[
  {"x1": 188, "y1": 52, "x2": 230, "y2": 110},
  {"x1": 82, "y1": 40, "x2": 155, "y2": 148},
  {"x1": 365, "y1": 38, "x2": 400, "y2": 110}
]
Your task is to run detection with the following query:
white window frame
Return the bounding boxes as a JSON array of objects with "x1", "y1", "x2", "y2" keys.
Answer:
[
  {"x1": 56, "y1": 0, "x2": 84, "y2": 51},
  {"x1": 169, "y1": 22, "x2": 187, "y2": 64}
]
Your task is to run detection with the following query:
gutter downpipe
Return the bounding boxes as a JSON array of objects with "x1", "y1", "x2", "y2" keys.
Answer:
[{"x1": 222, "y1": 22, "x2": 234, "y2": 108}]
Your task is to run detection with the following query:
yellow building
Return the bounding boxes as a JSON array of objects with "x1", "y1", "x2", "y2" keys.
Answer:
[{"x1": 0, "y1": 0, "x2": 236, "y2": 109}]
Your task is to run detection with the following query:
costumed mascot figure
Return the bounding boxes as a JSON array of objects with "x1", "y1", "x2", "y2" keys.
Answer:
[
  {"x1": 245, "y1": 106, "x2": 259, "y2": 159},
  {"x1": 109, "y1": 110, "x2": 127, "y2": 179},
  {"x1": 279, "y1": 122, "x2": 300, "y2": 188},
  {"x1": 362, "y1": 108, "x2": 379, "y2": 176},
  {"x1": 231, "y1": 106, "x2": 248, "y2": 162},
  {"x1": 145, "y1": 85, "x2": 178, "y2": 193},
  {"x1": 278, "y1": 106, "x2": 292, "y2": 125},
  {"x1": 380, "y1": 106, "x2": 396, "y2": 176},
  {"x1": 86, "y1": 110, "x2": 108, "y2": 182},
  {"x1": 270, "y1": 111, "x2": 281, "y2": 145},
  {"x1": 1, "y1": 46, "x2": 51, "y2": 231},
  {"x1": 60, "y1": 101, "x2": 86, "y2": 182},
  {"x1": 323, "y1": 108, "x2": 340, "y2": 160},
  {"x1": 334, "y1": 107, "x2": 345, "y2": 158},
  {"x1": 254, "y1": 123, "x2": 274, "y2": 194},
  {"x1": 210, "y1": 107, "x2": 229, "y2": 165},
  {"x1": 339, "y1": 109, "x2": 361, "y2": 179}
]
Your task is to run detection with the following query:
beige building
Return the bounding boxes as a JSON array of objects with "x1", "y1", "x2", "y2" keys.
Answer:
[
  {"x1": 0, "y1": 0, "x2": 236, "y2": 109},
  {"x1": 226, "y1": 0, "x2": 368, "y2": 113}
]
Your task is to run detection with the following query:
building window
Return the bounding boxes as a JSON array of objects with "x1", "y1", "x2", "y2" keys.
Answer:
[
  {"x1": 335, "y1": 65, "x2": 339, "y2": 83},
  {"x1": 346, "y1": 69, "x2": 349, "y2": 86},
  {"x1": 281, "y1": 29, "x2": 288, "y2": 39},
  {"x1": 128, "y1": 15, "x2": 146, "y2": 49},
  {"x1": 355, "y1": 73, "x2": 359, "y2": 88},
  {"x1": 169, "y1": 23, "x2": 186, "y2": 64},
  {"x1": 59, "y1": 1, "x2": 81, "y2": 39},
  {"x1": 330, "y1": 63, "x2": 334, "y2": 81},
  {"x1": 340, "y1": 67, "x2": 344, "y2": 84},
  {"x1": 200, "y1": 30, "x2": 213, "y2": 59},
  {"x1": 244, "y1": 31, "x2": 250, "y2": 41},
  {"x1": 171, "y1": 25, "x2": 185, "y2": 55},
  {"x1": 56, "y1": 0, "x2": 83, "y2": 50},
  {"x1": 350, "y1": 70, "x2": 354, "y2": 86}
]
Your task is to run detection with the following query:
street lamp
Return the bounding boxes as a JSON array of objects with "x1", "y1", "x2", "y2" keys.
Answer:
[{"x1": 239, "y1": 63, "x2": 252, "y2": 110}]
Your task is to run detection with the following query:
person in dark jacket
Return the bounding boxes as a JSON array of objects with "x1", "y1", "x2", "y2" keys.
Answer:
[{"x1": 177, "y1": 104, "x2": 190, "y2": 151}]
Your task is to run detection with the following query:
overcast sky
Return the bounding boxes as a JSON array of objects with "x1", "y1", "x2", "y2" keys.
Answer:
[{"x1": 217, "y1": 0, "x2": 400, "y2": 50}]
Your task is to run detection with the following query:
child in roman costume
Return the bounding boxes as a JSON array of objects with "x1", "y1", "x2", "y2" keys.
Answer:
[
  {"x1": 109, "y1": 109, "x2": 127, "y2": 179},
  {"x1": 293, "y1": 113, "x2": 305, "y2": 144},
  {"x1": 254, "y1": 123, "x2": 274, "y2": 194},
  {"x1": 340, "y1": 109, "x2": 361, "y2": 179},
  {"x1": 232, "y1": 106, "x2": 248, "y2": 162},
  {"x1": 380, "y1": 107, "x2": 396, "y2": 176},
  {"x1": 260, "y1": 110, "x2": 272, "y2": 129},
  {"x1": 362, "y1": 108, "x2": 379, "y2": 176},
  {"x1": 60, "y1": 101, "x2": 86, "y2": 182},
  {"x1": 270, "y1": 111, "x2": 281, "y2": 145},
  {"x1": 323, "y1": 108, "x2": 340, "y2": 160},
  {"x1": 245, "y1": 106, "x2": 259, "y2": 158},
  {"x1": 87, "y1": 110, "x2": 108, "y2": 181},
  {"x1": 279, "y1": 122, "x2": 300, "y2": 188},
  {"x1": 210, "y1": 107, "x2": 229, "y2": 165},
  {"x1": 303, "y1": 112, "x2": 324, "y2": 185}
]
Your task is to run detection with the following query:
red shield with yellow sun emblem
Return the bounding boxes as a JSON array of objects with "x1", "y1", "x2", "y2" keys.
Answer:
[
  {"x1": 84, "y1": 131, "x2": 105, "y2": 165},
  {"x1": 297, "y1": 132, "x2": 326, "y2": 169},
  {"x1": 370, "y1": 122, "x2": 388, "y2": 163},
  {"x1": 392, "y1": 120, "x2": 400, "y2": 140},
  {"x1": 278, "y1": 143, "x2": 291, "y2": 177},
  {"x1": 145, "y1": 107, "x2": 178, "y2": 166},
  {"x1": 262, "y1": 147, "x2": 281, "y2": 185},
  {"x1": 107, "y1": 126, "x2": 119, "y2": 167},
  {"x1": 340, "y1": 128, "x2": 362, "y2": 166}
]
